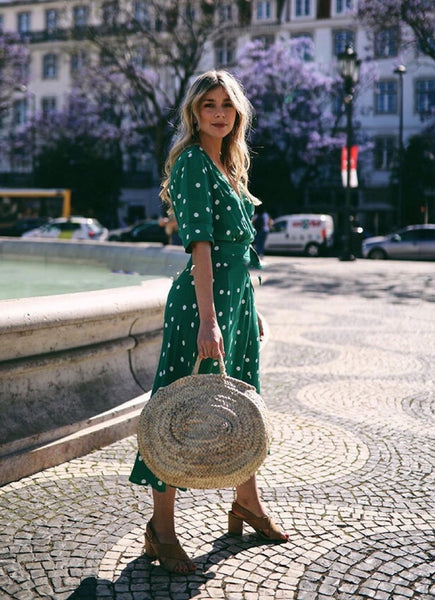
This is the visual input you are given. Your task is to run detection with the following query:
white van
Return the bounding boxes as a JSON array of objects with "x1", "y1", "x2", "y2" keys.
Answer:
[{"x1": 264, "y1": 214, "x2": 334, "y2": 257}]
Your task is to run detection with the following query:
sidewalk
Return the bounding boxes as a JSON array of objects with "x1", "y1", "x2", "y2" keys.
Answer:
[{"x1": 1, "y1": 256, "x2": 434, "y2": 600}]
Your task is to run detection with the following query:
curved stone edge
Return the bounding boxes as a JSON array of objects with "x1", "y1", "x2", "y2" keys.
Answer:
[{"x1": 0, "y1": 275, "x2": 173, "y2": 486}]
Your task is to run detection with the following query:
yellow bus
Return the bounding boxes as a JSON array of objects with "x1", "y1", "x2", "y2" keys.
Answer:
[{"x1": 0, "y1": 188, "x2": 71, "y2": 235}]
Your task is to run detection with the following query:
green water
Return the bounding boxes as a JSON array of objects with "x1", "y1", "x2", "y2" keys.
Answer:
[{"x1": 0, "y1": 258, "x2": 153, "y2": 300}]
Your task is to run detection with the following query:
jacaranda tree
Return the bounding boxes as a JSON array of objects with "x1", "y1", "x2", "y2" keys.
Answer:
[
  {"x1": 357, "y1": 0, "x2": 435, "y2": 61},
  {"x1": 236, "y1": 38, "x2": 345, "y2": 212}
]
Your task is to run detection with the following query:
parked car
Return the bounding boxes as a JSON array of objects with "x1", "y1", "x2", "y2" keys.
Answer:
[
  {"x1": 108, "y1": 220, "x2": 168, "y2": 244},
  {"x1": 264, "y1": 214, "x2": 334, "y2": 257},
  {"x1": 0, "y1": 217, "x2": 50, "y2": 237},
  {"x1": 362, "y1": 224, "x2": 435, "y2": 260},
  {"x1": 22, "y1": 217, "x2": 108, "y2": 241}
]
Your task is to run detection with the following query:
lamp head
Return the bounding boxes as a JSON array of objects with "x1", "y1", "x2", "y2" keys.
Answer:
[{"x1": 338, "y1": 44, "x2": 361, "y2": 85}]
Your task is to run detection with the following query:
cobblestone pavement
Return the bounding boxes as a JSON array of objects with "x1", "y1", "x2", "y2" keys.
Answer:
[{"x1": 1, "y1": 257, "x2": 434, "y2": 600}]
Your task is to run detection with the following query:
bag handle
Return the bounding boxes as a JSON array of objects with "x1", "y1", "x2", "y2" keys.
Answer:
[{"x1": 193, "y1": 354, "x2": 227, "y2": 376}]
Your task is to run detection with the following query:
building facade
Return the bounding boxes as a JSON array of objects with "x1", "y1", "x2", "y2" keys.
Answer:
[{"x1": 0, "y1": 0, "x2": 434, "y2": 230}]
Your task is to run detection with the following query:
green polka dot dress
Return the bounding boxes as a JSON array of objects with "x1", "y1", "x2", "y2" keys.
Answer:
[{"x1": 129, "y1": 145, "x2": 261, "y2": 491}]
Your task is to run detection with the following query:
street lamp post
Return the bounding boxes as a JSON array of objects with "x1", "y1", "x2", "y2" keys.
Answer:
[
  {"x1": 394, "y1": 64, "x2": 406, "y2": 227},
  {"x1": 338, "y1": 44, "x2": 361, "y2": 262}
]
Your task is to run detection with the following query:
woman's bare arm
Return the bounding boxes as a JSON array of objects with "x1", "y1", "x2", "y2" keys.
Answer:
[{"x1": 191, "y1": 241, "x2": 225, "y2": 360}]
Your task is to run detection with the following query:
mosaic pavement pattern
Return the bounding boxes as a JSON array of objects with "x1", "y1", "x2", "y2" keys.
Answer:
[{"x1": 0, "y1": 257, "x2": 434, "y2": 600}]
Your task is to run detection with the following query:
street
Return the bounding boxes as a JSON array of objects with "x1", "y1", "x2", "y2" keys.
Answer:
[{"x1": 0, "y1": 256, "x2": 434, "y2": 600}]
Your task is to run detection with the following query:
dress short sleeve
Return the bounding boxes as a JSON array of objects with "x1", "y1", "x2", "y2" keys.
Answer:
[{"x1": 169, "y1": 146, "x2": 214, "y2": 253}]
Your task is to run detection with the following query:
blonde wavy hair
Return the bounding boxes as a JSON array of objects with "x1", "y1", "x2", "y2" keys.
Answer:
[{"x1": 160, "y1": 70, "x2": 259, "y2": 207}]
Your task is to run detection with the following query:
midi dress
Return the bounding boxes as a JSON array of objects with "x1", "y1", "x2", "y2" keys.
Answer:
[{"x1": 129, "y1": 144, "x2": 261, "y2": 491}]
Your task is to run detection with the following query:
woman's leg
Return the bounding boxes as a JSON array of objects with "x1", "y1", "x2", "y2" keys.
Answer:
[
  {"x1": 233, "y1": 474, "x2": 288, "y2": 541},
  {"x1": 148, "y1": 487, "x2": 196, "y2": 573},
  {"x1": 235, "y1": 474, "x2": 267, "y2": 516}
]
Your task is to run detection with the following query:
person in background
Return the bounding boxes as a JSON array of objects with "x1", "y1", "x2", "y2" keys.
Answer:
[{"x1": 253, "y1": 208, "x2": 273, "y2": 259}]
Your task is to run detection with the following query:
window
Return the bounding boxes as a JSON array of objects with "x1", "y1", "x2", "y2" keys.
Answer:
[
  {"x1": 252, "y1": 34, "x2": 275, "y2": 49},
  {"x1": 292, "y1": 33, "x2": 314, "y2": 60},
  {"x1": 295, "y1": 0, "x2": 311, "y2": 17},
  {"x1": 17, "y1": 12, "x2": 31, "y2": 34},
  {"x1": 256, "y1": 1, "x2": 272, "y2": 20},
  {"x1": 375, "y1": 81, "x2": 397, "y2": 114},
  {"x1": 219, "y1": 3, "x2": 233, "y2": 23},
  {"x1": 374, "y1": 27, "x2": 399, "y2": 58},
  {"x1": 416, "y1": 80, "x2": 435, "y2": 115},
  {"x1": 215, "y1": 38, "x2": 235, "y2": 66},
  {"x1": 43, "y1": 53, "x2": 58, "y2": 79},
  {"x1": 45, "y1": 9, "x2": 58, "y2": 33},
  {"x1": 335, "y1": 0, "x2": 352, "y2": 14},
  {"x1": 102, "y1": 1, "x2": 119, "y2": 27},
  {"x1": 41, "y1": 97, "x2": 57, "y2": 117},
  {"x1": 73, "y1": 5, "x2": 89, "y2": 27},
  {"x1": 71, "y1": 50, "x2": 88, "y2": 73},
  {"x1": 333, "y1": 30, "x2": 354, "y2": 55},
  {"x1": 133, "y1": 1, "x2": 149, "y2": 26},
  {"x1": 132, "y1": 46, "x2": 147, "y2": 69},
  {"x1": 373, "y1": 136, "x2": 396, "y2": 170},
  {"x1": 13, "y1": 99, "x2": 28, "y2": 125}
]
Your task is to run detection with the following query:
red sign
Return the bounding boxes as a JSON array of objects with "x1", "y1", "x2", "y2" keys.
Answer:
[{"x1": 341, "y1": 146, "x2": 359, "y2": 188}]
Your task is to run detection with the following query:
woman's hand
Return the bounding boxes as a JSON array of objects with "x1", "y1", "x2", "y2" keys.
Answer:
[
  {"x1": 257, "y1": 312, "x2": 265, "y2": 342},
  {"x1": 197, "y1": 318, "x2": 225, "y2": 360}
]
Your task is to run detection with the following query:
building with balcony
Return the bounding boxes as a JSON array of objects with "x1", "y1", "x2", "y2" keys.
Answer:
[{"x1": 0, "y1": 0, "x2": 434, "y2": 230}]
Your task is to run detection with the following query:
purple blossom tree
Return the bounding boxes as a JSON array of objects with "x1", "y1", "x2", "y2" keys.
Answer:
[
  {"x1": 357, "y1": 0, "x2": 435, "y2": 61},
  {"x1": 31, "y1": 86, "x2": 131, "y2": 225},
  {"x1": 236, "y1": 38, "x2": 346, "y2": 210},
  {"x1": 0, "y1": 33, "x2": 29, "y2": 119}
]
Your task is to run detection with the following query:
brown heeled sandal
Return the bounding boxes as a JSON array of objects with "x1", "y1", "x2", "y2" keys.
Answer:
[
  {"x1": 228, "y1": 501, "x2": 289, "y2": 543},
  {"x1": 144, "y1": 520, "x2": 196, "y2": 573}
]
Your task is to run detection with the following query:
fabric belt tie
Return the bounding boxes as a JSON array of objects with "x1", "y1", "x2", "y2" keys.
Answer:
[{"x1": 212, "y1": 242, "x2": 263, "y2": 270}]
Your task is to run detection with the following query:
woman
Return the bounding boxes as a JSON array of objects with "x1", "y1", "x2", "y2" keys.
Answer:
[{"x1": 129, "y1": 70, "x2": 288, "y2": 574}]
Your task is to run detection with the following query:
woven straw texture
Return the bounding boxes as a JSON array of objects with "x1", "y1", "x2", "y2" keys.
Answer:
[{"x1": 137, "y1": 364, "x2": 271, "y2": 489}]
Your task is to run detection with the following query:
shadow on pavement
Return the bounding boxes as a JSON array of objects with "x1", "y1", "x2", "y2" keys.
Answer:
[
  {"x1": 65, "y1": 534, "x2": 271, "y2": 600},
  {"x1": 261, "y1": 260, "x2": 434, "y2": 304}
]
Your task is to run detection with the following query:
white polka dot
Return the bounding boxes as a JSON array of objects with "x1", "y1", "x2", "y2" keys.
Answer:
[
  {"x1": 236, "y1": 366, "x2": 241, "y2": 371},
  {"x1": 195, "y1": 229, "x2": 200, "y2": 234},
  {"x1": 216, "y1": 262, "x2": 221, "y2": 267},
  {"x1": 157, "y1": 481, "x2": 163, "y2": 486},
  {"x1": 138, "y1": 455, "x2": 143, "y2": 461},
  {"x1": 141, "y1": 479, "x2": 147, "y2": 484},
  {"x1": 226, "y1": 206, "x2": 231, "y2": 211},
  {"x1": 169, "y1": 366, "x2": 174, "y2": 372},
  {"x1": 219, "y1": 289, "x2": 224, "y2": 295},
  {"x1": 226, "y1": 230, "x2": 231, "y2": 235},
  {"x1": 194, "y1": 212, "x2": 199, "y2": 217},
  {"x1": 215, "y1": 215, "x2": 220, "y2": 220},
  {"x1": 195, "y1": 182, "x2": 201, "y2": 188},
  {"x1": 213, "y1": 184, "x2": 218, "y2": 189},
  {"x1": 183, "y1": 305, "x2": 187, "y2": 310}
]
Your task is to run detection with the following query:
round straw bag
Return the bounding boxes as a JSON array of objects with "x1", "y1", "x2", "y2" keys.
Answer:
[{"x1": 137, "y1": 356, "x2": 272, "y2": 489}]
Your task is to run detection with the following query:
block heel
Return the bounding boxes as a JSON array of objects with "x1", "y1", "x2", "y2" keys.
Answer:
[
  {"x1": 228, "y1": 510, "x2": 244, "y2": 535},
  {"x1": 228, "y1": 501, "x2": 289, "y2": 543}
]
